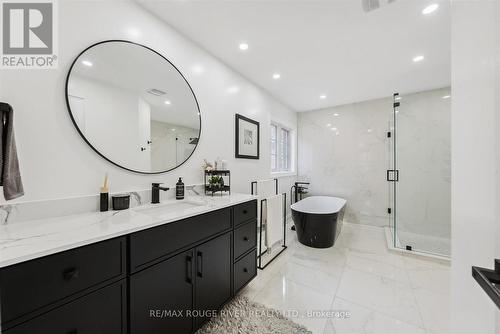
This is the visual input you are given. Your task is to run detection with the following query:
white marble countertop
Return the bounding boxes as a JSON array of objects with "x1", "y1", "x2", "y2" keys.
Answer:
[{"x1": 0, "y1": 193, "x2": 256, "y2": 268}]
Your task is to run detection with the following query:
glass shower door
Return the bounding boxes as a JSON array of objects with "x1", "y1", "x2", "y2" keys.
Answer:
[{"x1": 390, "y1": 88, "x2": 451, "y2": 257}]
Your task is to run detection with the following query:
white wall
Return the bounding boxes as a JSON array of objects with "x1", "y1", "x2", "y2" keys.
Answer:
[
  {"x1": 451, "y1": 1, "x2": 500, "y2": 333},
  {"x1": 0, "y1": 0, "x2": 297, "y2": 203},
  {"x1": 150, "y1": 121, "x2": 198, "y2": 171},
  {"x1": 68, "y1": 75, "x2": 150, "y2": 171}
]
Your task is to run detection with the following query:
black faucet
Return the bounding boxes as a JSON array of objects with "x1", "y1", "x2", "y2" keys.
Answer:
[
  {"x1": 291, "y1": 182, "x2": 310, "y2": 204},
  {"x1": 151, "y1": 183, "x2": 170, "y2": 204}
]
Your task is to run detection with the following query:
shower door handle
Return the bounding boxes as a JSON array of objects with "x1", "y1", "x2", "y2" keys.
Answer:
[
  {"x1": 387, "y1": 170, "x2": 399, "y2": 182},
  {"x1": 472, "y1": 259, "x2": 500, "y2": 309}
]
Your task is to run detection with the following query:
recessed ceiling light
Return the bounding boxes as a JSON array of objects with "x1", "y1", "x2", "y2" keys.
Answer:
[
  {"x1": 442, "y1": 95, "x2": 451, "y2": 99},
  {"x1": 326, "y1": 123, "x2": 331, "y2": 127},
  {"x1": 227, "y1": 86, "x2": 240, "y2": 94},
  {"x1": 413, "y1": 55, "x2": 425, "y2": 62},
  {"x1": 333, "y1": 113, "x2": 339, "y2": 117},
  {"x1": 272, "y1": 73, "x2": 281, "y2": 79},
  {"x1": 331, "y1": 127, "x2": 338, "y2": 131},
  {"x1": 422, "y1": 3, "x2": 439, "y2": 15},
  {"x1": 127, "y1": 28, "x2": 140, "y2": 38},
  {"x1": 191, "y1": 64, "x2": 205, "y2": 75},
  {"x1": 239, "y1": 43, "x2": 249, "y2": 51},
  {"x1": 320, "y1": 95, "x2": 327, "y2": 99},
  {"x1": 171, "y1": 128, "x2": 176, "y2": 131},
  {"x1": 164, "y1": 100, "x2": 171, "y2": 105},
  {"x1": 81, "y1": 60, "x2": 93, "y2": 67}
]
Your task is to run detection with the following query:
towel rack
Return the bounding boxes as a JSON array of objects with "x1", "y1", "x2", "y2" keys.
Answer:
[
  {"x1": 250, "y1": 178, "x2": 278, "y2": 196},
  {"x1": 472, "y1": 259, "x2": 500, "y2": 309},
  {"x1": 251, "y1": 178, "x2": 287, "y2": 270}
]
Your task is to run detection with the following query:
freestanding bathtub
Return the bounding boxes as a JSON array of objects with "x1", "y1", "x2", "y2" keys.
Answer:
[{"x1": 291, "y1": 196, "x2": 346, "y2": 248}]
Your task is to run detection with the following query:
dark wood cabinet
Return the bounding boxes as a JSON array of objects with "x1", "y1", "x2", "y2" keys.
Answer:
[
  {"x1": 234, "y1": 249, "x2": 257, "y2": 294},
  {"x1": 194, "y1": 233, "x2": 232, "y2": 328},
  {"x1": 4, "y1": 280, "x2": 126, "y2": 334},
  {"x1": 0, "y1": 200, "x2": 257, "y2": 334},
  {"x1": 130, "y1": 208, "x2": 231, "y2": 272},
  {"x1": 0, "y1": 237, "x2": 126, "y2": 329},
  {"x1": 234, "y1": 220, "x2": 257, "y2": 259},
  {"x1": 130, "y1": 250, "x2": 194, "y2": 334}
]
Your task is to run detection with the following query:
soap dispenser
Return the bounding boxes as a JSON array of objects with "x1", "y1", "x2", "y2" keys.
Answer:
[
  {"x1": 100, "y1": 173, "x2": 109, "y2": 212},
  {"x1": 176, "y1": 177, "x2": 185, "y2": 200}
]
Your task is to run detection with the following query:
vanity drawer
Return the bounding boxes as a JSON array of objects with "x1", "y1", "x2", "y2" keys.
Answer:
[
  {"x1": 130, "y1": 208, "x2": 231, "y2": 271},
  {"x1": 5, "y1": 280, "x2": 126, "y2": 334},
  {"x1": 233, "y1": 200, "x2": 257, "y2": 227},
  {"x1": 233, "y1": 249, "x2": 257, "y2": 294},
  {"x1": 234, "y1": 220, "x2": 257, "y2": 260},
  {"x1": 0, "y1": 237, "x2": 126, "y2": 325}
]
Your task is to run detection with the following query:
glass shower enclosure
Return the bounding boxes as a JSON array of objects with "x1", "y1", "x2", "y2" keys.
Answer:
[{"x1": 388, "y1": 88, "x2": 451, "y2": 257}]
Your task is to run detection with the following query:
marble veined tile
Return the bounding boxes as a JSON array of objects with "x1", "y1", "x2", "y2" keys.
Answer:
[
  {"x1": 338, "y1": 224, "x2": 406, "y2": 268},
  {"x1": 336, "y1": 268, "x2": 423, "y2": 327},
  {"x1": 324, "y1": 297, "x2": 426, "y2": 334},
  {"x1": 288, "y1": 242, "x2": 347, "y2": 276},
  {"x1": 345, "y1": 253, "x2": 410, "y2": 284},
  {"x1": 413, "y1": 288, "x2": 450, "y2": 334},
  {"x1": 403, "y1": 256, "x2": 451, "y2": 294},
  {"x1": 253, "y1": 275, "x2": 334, "y2": 334},
  {"x1": 276, "y1": 260, "x2": 343, "y2": 296}
]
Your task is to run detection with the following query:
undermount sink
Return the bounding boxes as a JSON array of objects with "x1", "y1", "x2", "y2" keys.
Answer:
[{"x1": 133, "y1": 200, "x2": 206, "y2": 219}]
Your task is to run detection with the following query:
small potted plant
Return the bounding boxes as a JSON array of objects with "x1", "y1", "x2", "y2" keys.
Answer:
[{"x1": 208, "y1": 175, "x2": 224, "y2": 193}]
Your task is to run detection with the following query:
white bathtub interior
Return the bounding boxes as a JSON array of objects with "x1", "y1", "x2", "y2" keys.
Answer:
[{"x1": 290, "y1": 196, "x2": 346, "y2": 215}]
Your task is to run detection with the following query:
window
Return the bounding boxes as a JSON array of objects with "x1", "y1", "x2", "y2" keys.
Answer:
[{"x1": 271, "y1": 123, "x2": 291, "y2": 172}]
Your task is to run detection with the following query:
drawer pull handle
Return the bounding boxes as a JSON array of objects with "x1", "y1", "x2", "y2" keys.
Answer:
[
  {"x1": 197, "y1": 251, "x2": 203, "y2": 278},
  {"x1": 243, "y1": 268, "x2": 248, "y2": 273},
  {"x1": 186, "y1": 255, "x2": 193, "y2": 284},
  {"x1": 63, "y1": 268, "x2": 79, "y2": 281},
  {"x1": 242, "y1": 210, "x2": 248, "y2": 214},
  {"x1": 243, "y1": 236, "x2": 249, "y2": 241}
]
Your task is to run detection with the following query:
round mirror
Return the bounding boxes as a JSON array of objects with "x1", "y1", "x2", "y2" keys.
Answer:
[{"x1": 66, "y1": 40, "x2": 201, "y2": 174}]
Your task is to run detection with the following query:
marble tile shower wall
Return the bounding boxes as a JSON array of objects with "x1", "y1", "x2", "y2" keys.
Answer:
[
  {"x1": 297, "y1": 88, "x2": 451, "y2": 233},
  {"x1": 298, "y1": 97, "x2": 390, "y2": 227}
]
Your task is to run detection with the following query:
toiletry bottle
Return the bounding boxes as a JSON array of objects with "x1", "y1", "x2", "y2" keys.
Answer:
[
  {"x1": 176, "y1": 177, "x2": 185, "y2": 200},
  {"x1": 100, "y1": 174, "x2": 109, "y2": 212}
]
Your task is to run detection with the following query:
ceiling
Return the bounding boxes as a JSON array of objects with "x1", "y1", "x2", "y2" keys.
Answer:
[
  {"x1": 137, "y1": 0, "x2": 450, "y2": 112},
  {"x1": 71, "y1": 41, "x2": 200, "y2": 128}
]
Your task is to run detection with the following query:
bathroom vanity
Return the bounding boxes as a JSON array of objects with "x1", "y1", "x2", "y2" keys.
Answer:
[{"x1": 0, "y1": 195, "x2": 257, "y2": 334}]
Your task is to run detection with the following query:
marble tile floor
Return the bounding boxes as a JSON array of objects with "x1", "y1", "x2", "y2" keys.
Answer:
[{"x1": 239, "y1": 223, "x2": 450, "y2": 334}]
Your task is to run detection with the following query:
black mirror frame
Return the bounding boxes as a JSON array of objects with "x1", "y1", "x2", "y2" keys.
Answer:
[{"x1": 65, "y1": 40, "x2": 202, "y2": 174}]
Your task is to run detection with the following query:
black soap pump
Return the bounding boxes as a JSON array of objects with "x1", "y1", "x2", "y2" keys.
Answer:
[{"x1": 176, "y1": 177, "x2": 185, "y2": 200}]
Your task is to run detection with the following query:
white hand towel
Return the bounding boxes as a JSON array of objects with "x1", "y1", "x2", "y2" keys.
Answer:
[
  {"x1": 256, "y1": 179, "x2": 276, "y2": 230},
  {"x1": 265, "y1": 194, "x2": 283, "y2": 251},
  {"x1": 256, "y1": 179, "x2": 276, "y2": 199}
]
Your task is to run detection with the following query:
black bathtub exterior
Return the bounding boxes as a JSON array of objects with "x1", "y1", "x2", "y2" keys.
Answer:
[{"x1": 292, "y1": 206, "x2": 345, "y2": 248}]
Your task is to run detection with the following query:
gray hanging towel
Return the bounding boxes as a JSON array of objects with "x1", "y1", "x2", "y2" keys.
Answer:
[{"x1": 0, "y1": 103, "x2": 24, "y2": 200}]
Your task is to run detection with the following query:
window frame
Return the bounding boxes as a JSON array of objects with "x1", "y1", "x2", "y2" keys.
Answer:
[{"x1": 270, "y1": 122, "x2": 293, "y2": 174}]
